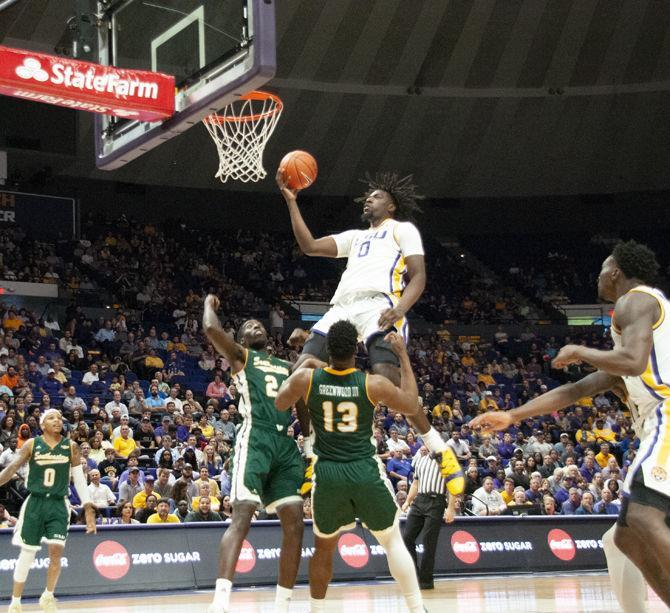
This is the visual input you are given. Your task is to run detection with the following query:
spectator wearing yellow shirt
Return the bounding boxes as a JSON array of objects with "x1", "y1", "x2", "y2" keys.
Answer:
[
  {"x1": 501, "y1": 478, "x2": 515, "y2": 505},
  {"x1": 477, "y1": 366, "x2": 496, "y2": 388},
  {"x1": 113, "y1": 424, "x2": 138, "y2": 459},
  {"x1": 144, "y1": 348, "x2": 164, "y2": 371},
  {"x1": 195, "y1": 413, "x2": 215, "y2": 439},
  {"x1": 575, "y1": 422, "x2": 596, "y2": 447},
  {"x1": 432, "y1": 400, "x2": 451, "y2": 419},
  {"x1": 132, "y1": 476, "x2": 162, "y2": 509},
  {"x1": 592, "y1": 419, "x2": 617, "y2": 444},
  {"x1": 194, "y1": 467, "x2": 221, "y2": 498},
  {"x1": 147, "y1": 500, "x2": 180, "y2": 523},
  {"x1": 190, "y1": 482, "x2": 220, "y2": 512},
  {"x1": 3, "y1": 310, "x2": 22, "y2": 331},
  {"x1": 461, "y1": 351, "x2": 475, "y2": 368},
  {"x1": 595, "y1": 442, "x2": 616, "y2": 469},
  {"x1": 478, "y1": 391, "x2": 500, "y2": 413}
]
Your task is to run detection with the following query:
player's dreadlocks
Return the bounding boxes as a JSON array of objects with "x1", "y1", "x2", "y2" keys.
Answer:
[
  {"x1": 326, "y1": 320, "x2": 358, "y2": 362},
  {"x1": 612, "y1": 240, "x2": 659, "y2": 285},
  {"x1": 356, "y1": 172, "x2": 424, "y2": 221}
]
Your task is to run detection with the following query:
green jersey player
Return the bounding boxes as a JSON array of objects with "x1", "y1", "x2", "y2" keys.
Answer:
[
  {"x1": 0, "y1": 409, "x2": 96, "y2": 613},
  {"x1": 276, "y1": 320, "x2": 429, "y2": 613},
  {"x1": 202, "y1": 295, "x2": 304, "y2": 613}
]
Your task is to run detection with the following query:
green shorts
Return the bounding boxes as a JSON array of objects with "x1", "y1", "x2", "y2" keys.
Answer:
[
  {"x1": 230, "y1": 424, "x2": 304, "y2": 513},
  {"x1": 13, "y1": 494, "x2": 69, "y2": 550},
  {"x1": 312, "y1": 456, "x2": 399, "y2": 537}
]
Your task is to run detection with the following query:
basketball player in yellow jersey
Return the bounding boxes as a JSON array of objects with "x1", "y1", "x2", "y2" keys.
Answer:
[
  {"x1": 473, "y1": 240, "x2": 669, "y2": 611},
  {"x1": 277, "y1": 170, "x2": 463, "y2": 495},
  {"x1": 0, "y1": 409, "x2": 96, "y2": 613}
]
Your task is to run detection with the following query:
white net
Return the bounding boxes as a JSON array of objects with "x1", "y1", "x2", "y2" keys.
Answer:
[{"x1": 203, "y1": 91, "x2": 283, "y2": 183}]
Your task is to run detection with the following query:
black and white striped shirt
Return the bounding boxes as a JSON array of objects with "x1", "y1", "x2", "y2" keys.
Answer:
[{"x1": 412, "y1": 452, "x2": 446, "y2": 495}]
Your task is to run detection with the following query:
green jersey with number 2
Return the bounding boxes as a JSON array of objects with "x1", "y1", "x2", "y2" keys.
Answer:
[
  {"x1": 28, "y1": 436, "x2": 72, "y2": 497},
  {"x1": 306, "y1": 367, "x2": 376, "y2": 461},
  {"x1": 233, "y1": 348, "x2": 293, "y2": 432}
]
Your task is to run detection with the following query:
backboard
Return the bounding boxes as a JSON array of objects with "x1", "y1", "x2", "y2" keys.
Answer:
[{"x1": 94, "y1": 0, "x2": 276, "y2": 170}]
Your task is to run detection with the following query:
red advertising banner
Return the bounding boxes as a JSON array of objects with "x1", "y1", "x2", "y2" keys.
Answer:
[{"x1": 0, "y1": 45, "x2": 174, "y2": 121}]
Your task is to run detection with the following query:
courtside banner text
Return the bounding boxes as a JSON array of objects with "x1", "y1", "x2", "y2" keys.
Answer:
[
  {"x1": 0, "y1": 517, "x2": 612, "y2": 597},
  {"x1": 0, "y1": 45, "x2": 174, "y2": 121}
]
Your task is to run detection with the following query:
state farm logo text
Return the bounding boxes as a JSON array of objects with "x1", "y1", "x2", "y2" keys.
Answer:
[
  {"x1": 451, "y1": 530, "x2": 480, "y2": 564},
  {"x1": 547, "y1": 529, "x2": 576, "y2": 561},
  {"x1": 338, "y1": 533, "x2": 369, "y2": 568},
  {"x1": 14, "y1": 57, "x2": 158, "y2": 100},
  {"x1": 93, "y1": 540, "x2": 130, "y2": 580}
]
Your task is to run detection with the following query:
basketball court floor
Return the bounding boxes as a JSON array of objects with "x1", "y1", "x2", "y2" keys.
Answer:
[{"x1": 7, "y1": 572, "x2": 666, "y2": 612}]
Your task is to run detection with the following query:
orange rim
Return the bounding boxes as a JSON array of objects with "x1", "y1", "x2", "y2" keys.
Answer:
[{"x1": 204, "y1": 90, "x2": 283, "y2": 124}]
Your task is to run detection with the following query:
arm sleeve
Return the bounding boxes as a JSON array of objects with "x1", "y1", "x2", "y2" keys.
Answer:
[
  {"x1": 330, "y1": 230, "x2": 357, "y2": 258},
  {"x1": 72, "y1": 464, "x2": 92, "y2": 506},
  {"x1": 395, "y1": 222, "x2": 424, "y2": 257}
]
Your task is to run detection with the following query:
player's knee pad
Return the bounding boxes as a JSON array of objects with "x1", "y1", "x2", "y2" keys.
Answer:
[
  {"x1": 302, "y1": 331, "x2": 329, "y2": 363},
  {"x1": 367, "y1": 333, "x2": 400, "y2": 368},
  {"x1": 13, "y1": 548, "x2": 36, "y2": 583}
]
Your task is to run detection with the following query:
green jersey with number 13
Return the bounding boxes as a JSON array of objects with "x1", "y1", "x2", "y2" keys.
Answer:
[
  {"x1": 28, "y1": 435, "x2": 71, "y2": 497},
  {"x1": 306, "y1": 367, "x2": 376, "y2": 461},
  {"x1": 233, "y1": 348, "x2": 293, "y2": 433}
]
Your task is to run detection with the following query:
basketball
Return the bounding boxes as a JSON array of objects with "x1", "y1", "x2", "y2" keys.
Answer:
[{"x1": 279, "y1": 150, "x2": 318, "y2": 191}]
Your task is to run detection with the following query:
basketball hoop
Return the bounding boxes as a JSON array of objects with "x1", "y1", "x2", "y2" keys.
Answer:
[{"x1": 203, "y1": 90, "x2": 283, "y2": 183}]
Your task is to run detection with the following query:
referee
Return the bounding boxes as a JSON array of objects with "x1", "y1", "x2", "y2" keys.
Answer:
[{"x1": 402, "y1": 446, "x2": 456, "y2": 590}]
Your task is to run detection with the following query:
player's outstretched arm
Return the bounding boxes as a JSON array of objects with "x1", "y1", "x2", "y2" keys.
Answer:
[
  {"x1": 470, "y1": 370, "x2": 622, "y2": 432},
  {"x1": 0, "y1": 439, "x2": 32, "y2": 487},
  {"x1": 368, "y1": 332, "x2": 419, "y2": 416},
  {"x1": 276, "y1": 169, "x2": 337, "y2": 257},
  {"x1": 201, "y1": 294, "x2": 246, "y2": 370},
  {"x1": 275, "y1": 368, "x2": 314, "y2": 411},
  {"x1": 552, "y1": 292, "x2": 657, "y2": 376},
  {"x1": 70, "y1": 441, "x2": 97, "y2": 534}
]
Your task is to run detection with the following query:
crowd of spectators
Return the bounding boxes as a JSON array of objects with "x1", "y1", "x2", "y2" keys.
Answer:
[
  {"x1": 0, "y1": 216, "x2": 542, "y2": 328},
  {"x1": 0, "y1": 283, "x2": 634, "y2": 527},
  {"x1": 376, "y1": 327, "x2": 635, "y2": 517}
]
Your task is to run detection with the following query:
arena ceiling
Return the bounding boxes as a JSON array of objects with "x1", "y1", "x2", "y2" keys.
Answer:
[{"x1": 2, "y1": 0, "x2": 670, "y2": 198}]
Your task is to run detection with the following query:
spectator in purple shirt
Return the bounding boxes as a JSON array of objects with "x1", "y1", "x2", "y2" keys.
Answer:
[
  {"x1": 386, "y1": 450, "x2": 413, "y2": 488},
  {"x1": 525, "y1": 475, "x2": 543, "y2": 503},
  {"x1": 40, "y1": 369, "x2": 64, "y2": 400},
  {"x1": 497, "y1": 432, "x2": 515, "y2": 466},
  {"x1": 560, "y1": 488, "x2": 582, "y2": 515},
  {"x1": 593, "y1": 488, "x2": 619, "y2": 514},
  {"x1": 579, "y1": 455, "x2": 599, "y2": 483}
]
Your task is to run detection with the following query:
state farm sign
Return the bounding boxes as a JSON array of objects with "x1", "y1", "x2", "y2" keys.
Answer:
[{"x1": 0, "y1": 45, "x2": 174, "y2": 121}]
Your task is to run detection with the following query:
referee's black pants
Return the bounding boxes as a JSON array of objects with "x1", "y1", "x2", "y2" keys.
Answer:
[{"x1": 402, "y1": 493, "x2": 445, "y2": 587}]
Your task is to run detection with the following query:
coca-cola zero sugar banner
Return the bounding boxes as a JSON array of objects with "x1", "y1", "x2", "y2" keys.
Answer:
[
  {"x1": 0, "y1": 45, "x2": 174, "y2": 121},
  {"x1": 0, "y1": 517, "x2": 612, "y2": 598}
]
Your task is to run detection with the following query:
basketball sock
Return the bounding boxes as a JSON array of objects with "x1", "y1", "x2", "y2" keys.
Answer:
[
  {"x1": 11, "y1": 596, "x2": 20, "y2": 605},
  {"x1": 212, "y1": 578, "x2": 232, "y2": 610},
  {"x1": 602, "y1": 524, "x2": 647, "y2": 613},
  {"x1": 310, "y1": 597, "x2": 326, "y2": 613},
  {"x1": 42, "y1": 590, "x2": 53, "y2": 597},
  {"x1": 419, "y1": 427, "x2": 446, "y2": 454},
  {"x1": 275, "y1": 585, "x2": 292, "y2": 612},
  {"x1": 372, "y1": 525, "x2": 424, "y2": 613}
]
